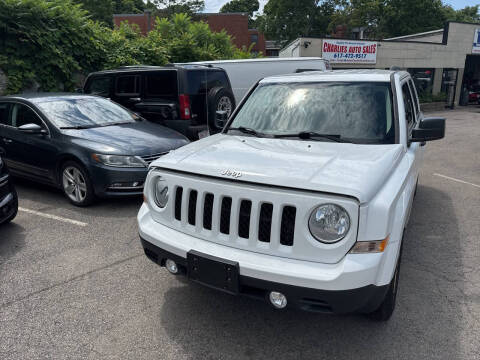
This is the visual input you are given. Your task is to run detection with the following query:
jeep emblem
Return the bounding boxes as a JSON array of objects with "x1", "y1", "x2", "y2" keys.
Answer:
[{"x1": 221, "y1": 169, "x2": 242, "y2": 178}]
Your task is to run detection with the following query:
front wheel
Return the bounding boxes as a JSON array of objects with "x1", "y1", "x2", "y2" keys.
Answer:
[
  {"x1": 61, "y1": 161, "x2": 95, "y2": 206},
  {"x1": 368, "y1": 246, "x2": 402, "y2": 321}
]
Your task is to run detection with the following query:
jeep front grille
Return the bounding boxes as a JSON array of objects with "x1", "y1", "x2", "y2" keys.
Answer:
[{"x1": 173, "y1": 186, "x2": 295, "y2": 246}]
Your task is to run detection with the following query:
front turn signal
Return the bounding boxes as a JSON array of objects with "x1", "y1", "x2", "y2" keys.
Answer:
[{"x1": 349, "y1": 236, "x2": 389, "y2": 254}]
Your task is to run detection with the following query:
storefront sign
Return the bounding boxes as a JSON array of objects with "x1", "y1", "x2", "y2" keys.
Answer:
[
  {"x1": 473, "y1": 28, "x2": 480, "y2": 54},
  {"x1": 322, "y1": 39, "x2": 378, "y2": 64}
]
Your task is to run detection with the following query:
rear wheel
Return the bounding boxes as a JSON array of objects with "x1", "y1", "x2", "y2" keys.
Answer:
[
  {"x1": 61, "y1": 161, "x2": 95, "y2": 206},
  {"x1": 207, "y1": 87, "x2": 235, "y2": 133}
]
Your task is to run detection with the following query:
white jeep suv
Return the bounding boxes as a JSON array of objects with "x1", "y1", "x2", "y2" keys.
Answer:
[{"x1": 138, "y1": 70, "x2": 445, "y2": 321}]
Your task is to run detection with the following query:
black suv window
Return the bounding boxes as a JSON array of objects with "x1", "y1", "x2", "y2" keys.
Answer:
[
  {"x1": 116, "y1": 75, "x2": 140, "y2": 96},
  {"x1": 0, "y1": 103, "x2": 11, "y2": 125},
  {"x1": 186, "y1": 70, "x2": 229, "y2": 94},
  {"x1": 145, "y1": 71, "x2": 178, "y2": 97},
  {"x1": 85, "y1": 77, "x2": 111, "y2": 97},
  {"x1": 208, "y1": 71, "x2": 230, "y2": 90}
]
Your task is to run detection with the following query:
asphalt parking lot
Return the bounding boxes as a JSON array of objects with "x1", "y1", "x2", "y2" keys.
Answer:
[{"x1": 1, "y1": 108, "x2": 479, "y2": 360}]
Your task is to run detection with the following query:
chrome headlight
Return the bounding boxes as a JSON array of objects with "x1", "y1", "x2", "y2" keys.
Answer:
[
  {"x1": 308, "y1": 204, "x2": 350, "y2": 243},
  {"x1": 92, "y1": 154, "x2": 146, "y2": 168},
  {"x1": 154, "y1": 177, "x2": 169, "y2": 208}
]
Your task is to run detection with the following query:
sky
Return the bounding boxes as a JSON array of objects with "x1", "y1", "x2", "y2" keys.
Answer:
[{"x1": 203, "y1": 0, "x2": 478, "y2": 14}]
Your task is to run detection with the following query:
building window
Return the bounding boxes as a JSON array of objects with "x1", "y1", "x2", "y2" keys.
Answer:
[{"x1": 250, "y1": 34, "x2": 258, "y2": 44}]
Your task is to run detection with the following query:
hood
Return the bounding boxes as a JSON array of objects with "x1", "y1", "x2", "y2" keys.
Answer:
[
  {"x1": 153, "y1": 134, "x2": 404, "y2": 203},
  {"x1": 62, "y1": 121, "x2": 189, "y2": 155}
]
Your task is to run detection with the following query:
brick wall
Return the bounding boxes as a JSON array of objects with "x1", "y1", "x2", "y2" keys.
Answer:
[
  {"x1": 113, "y1": 13, "x2": 152, "y2": 35},
  {"x1": 113, "y1": 12, "x2": 266, "y2": 55},
  {"x1": 201, "y1": 13, "x2": 266, "y2": 54}
]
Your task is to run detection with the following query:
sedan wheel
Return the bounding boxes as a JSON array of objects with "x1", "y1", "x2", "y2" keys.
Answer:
[{"x1": 61, "y1": 162, "x2": 94, "y2": 206}]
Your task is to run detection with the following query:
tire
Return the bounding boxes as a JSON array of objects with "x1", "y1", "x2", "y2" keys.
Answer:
[
  {"x1": 369, "y1": 244, "x2": 403, "y2": 321},
  {"x1": 207, "y1": 87, "x2": 235, "y2": 133},
  {"x1": 1, "y1": 189, "x2": 18, "y2": 225},
  {"x1": 60, "y1": 161, "x2": 95, "y2": 206}
]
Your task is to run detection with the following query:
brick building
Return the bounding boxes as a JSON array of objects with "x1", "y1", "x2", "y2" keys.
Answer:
[
  {"x1": 198, "y1": 13, "x2": 265, "y2": 55},
  {"x1": 113, "y1": 11, "x2": 266, "y2": 55},
  {"x1": 113, "y1": 11, "x2": 154, "y2": 35}
]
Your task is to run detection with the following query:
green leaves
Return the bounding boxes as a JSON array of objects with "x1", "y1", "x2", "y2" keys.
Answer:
[{"x1": 0, "y1": 0, "x2": 255, "y2": 95}]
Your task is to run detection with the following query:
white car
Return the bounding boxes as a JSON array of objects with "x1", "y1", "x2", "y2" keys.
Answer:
[
  {"x1": 177, "y1": 57, "x2": 329, "y2": 104},
  {"x1": 138, "y1": 70, "x2": 445, "y2": 321}
]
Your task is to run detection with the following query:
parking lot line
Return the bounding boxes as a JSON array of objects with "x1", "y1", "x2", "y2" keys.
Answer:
[
  {"x1": 18, "y1": 207, "x2": 88, "y2": 227},
  {"x1": 433, "y1": 173, "x2": 480, "y2": 189}
]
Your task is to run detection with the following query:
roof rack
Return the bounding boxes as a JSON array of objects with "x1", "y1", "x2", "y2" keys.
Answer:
[{"x1": 115, "y1": 65, "x2": 163, "y2": 70}]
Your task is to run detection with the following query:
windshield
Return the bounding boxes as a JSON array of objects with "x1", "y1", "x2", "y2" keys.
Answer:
[
  {"x1": 228, "y1": 82, "x2": 395, "y2": 144},
  {"x1": 35, "y1": 97, "x2": 138, "y2": 128}
]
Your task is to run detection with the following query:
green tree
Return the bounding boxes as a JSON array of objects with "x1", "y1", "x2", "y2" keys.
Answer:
[
  {"x1": 329, "y1": 1, "x2": 479, "y2": 40},
  {"x1": 220, "y1": 0, "x2": 260, "y2": 26},
  {"x1": 257, "y1": 0, "x2": 336, "y2": 41},
  {"x1": 113, "y1": 0, "x2": 146, "y2": 13},
  {"x1": 0, "y1": 0, "x2": 254, "y2": 94},
  {"x1": 149, "y1": 0, "x2": 205, "y2": 18},
  {"x1": 74, "y1": 0, "x2": 114, "y2": 26},
  {"x1": 0, "y1": 0, "x2": 107, "y2": 93},
  {"x1": 153, "y1": 13, "x2": 253, "y2": 62},
  {"x1": 441, "y1": 5, "x2": 479, "y2": 23}
]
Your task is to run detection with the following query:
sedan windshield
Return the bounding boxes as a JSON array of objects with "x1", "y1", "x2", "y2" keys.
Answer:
[
  {"x1": 228, "y1": 82, "x2": 395, "y2": 144},
  {"x1": 35, "y1": 97, "x2": 138, "y2": 129}
]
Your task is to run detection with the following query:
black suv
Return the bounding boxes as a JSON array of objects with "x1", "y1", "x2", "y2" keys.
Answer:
[
  {"x1": 83, "y1": 65, "x2": 235, "y2": 140},
  {"x1": 0, "y1": 150, "x2": 18, "y2": 225}
]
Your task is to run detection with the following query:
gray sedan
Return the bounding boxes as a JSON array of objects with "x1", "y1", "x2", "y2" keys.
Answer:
[{"x1": 0, "y1": 94, "x2": 189, "y2": 206}]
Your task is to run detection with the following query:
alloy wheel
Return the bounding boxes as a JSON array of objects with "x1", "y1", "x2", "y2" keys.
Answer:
[
  {"x1": 62, "y1": 166, "x2": 87, "y2": 203},
  {"x1": 217, "y1": 96, "x2": 233, "y2": 116}
]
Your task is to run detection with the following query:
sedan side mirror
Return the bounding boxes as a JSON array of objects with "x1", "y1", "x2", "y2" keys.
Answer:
[
  {"x1": 215, "y1": 110, "x2": 228, "y2": 129},
  {"x1": 411, "y1": 117, "x2": 445, "y2": 143},
  {"x1": 18, "y1": 123, "x2": 47, "y2": 135}
]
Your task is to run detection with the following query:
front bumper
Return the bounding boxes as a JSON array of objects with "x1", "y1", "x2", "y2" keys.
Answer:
[
  {"x1": 138, "y1": 205, "x2": 395, "y2": 314},
  {"x1": 88, "y1": 163, "x2": 148, "y2": 197}
]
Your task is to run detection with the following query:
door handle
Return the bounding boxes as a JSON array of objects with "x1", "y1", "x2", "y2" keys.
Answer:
[
  {"x1": 129, "y1": 97, "x2": 141, "y2": 102},
  {"x1": 2, "y1": 138, "x2": 12, "y2": 144}
]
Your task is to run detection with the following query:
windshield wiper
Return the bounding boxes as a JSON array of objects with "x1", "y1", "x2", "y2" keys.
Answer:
[
  {"x1": 59, "y1": 125, "x2": 97, "y2": 130},
  {"x1": 100, "y1": 121, "x2": 133, "y2": 127},
  {"x1": 274, "y1": 131, "x2": 352, "y2": 143},
  {"x1": 228, "y1": 126, "x2": 268, "y2": 138}
]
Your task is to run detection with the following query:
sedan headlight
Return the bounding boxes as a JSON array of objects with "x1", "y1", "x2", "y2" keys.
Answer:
[
  {"x1": 308, "y1": 204, "x2": 350, "y2": 243},
  {"x1": 92, "y1": 154, "x2": 146, "y2": 168},
  {"x1": 154, "y1": 177, "x2": 169, "y2": 208}
]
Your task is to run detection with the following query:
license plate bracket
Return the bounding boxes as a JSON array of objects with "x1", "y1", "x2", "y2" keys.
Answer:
[{"x1": 187, "y1": 251, "x2": 239, "y2": 295}]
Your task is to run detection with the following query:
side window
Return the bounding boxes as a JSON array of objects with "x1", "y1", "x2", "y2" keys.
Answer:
[
  {"x1": 0, "y1": 103, "x2": 11, "y2": 125},
  {"x1": 85, "y1": 77, "x2": 111, "y2": 97},
  {"x1": 408, "y1": 79, "x2": 420, "y2": 117},
  {"x1": 207, "y1": 71, "x2": 230, "y2": 90},
  {"x1": 145, "y1": 71, "x2": 177, "y2": 97},
  {"x1": 11, "y1": 104, "x2": 45, "y2": 129},
  {"x1": 401, "y1": 83, "x2": 415, "y2": 130},
  {"x1": 115, "y1": 75, "x2": 140, "y2": 96}
]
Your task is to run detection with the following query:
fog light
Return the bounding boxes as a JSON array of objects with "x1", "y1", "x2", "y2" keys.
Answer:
[
  {"x1": 165, "y1": 259, "x2": 179, "y2": 274},
  {"x1": 269, "y1": 291, "x2": 287, "y2": 309}
]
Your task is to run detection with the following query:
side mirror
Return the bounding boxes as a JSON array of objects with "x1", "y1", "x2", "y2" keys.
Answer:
[
  {"x1": 411, "y1": 117, "x2": 445, "y2": 143},
  {"x1": 18, "y1": 123, "x2": 47, "y2": 135},
  {"x1": 75, "y1": 88, "x2": 84, "y2": 94},
  {"x1": 215, "y1": 110, "x2": 228, "y2": 129}
]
